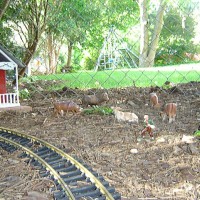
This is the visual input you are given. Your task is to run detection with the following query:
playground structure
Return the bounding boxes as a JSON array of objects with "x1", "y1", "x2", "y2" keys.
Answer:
[{"x1": 94, "y1": 26, "x2": 139, "y2": 71}]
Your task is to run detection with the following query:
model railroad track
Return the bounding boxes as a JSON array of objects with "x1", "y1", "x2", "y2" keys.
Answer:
[{"x1": 0, "y1": 127, "x2": 121, "y2": 200}]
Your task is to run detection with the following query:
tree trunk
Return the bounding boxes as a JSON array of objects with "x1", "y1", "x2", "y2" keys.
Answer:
[
  {"x1": 54, "y1": 48, "x2": 59, "y2": 73},
  {"x1": 0, "y1": 0, "x2": 10, "y2": 20},
  {"x1": 63, "y1": 42, "x2": 73, "y2": 72},
  {"x1": 47, "y1": 33, "x2": 62, "y2": 74},
  {"x1": 146, "y1": 0, "x2": 166, "y2": 67},
  {"x1": 138, "y1": 0, "x2": 149, "y2": 67},
  {"x1": 12, "y1": 0, "x2": 50, "y2": 84},
  {"x1": 12, "y1": 37, "x2": 38, "y2": 85},
  {"x1": 138, "y1": 0, "x2": 166, "y2": 67},
  {"x1": 47, "y1": 34, "x2": 54, "y2": 74}
]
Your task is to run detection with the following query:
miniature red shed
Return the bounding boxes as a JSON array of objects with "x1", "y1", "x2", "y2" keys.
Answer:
[{"x1": 0, "y1": 44, "x2": 25, "y2": 108}]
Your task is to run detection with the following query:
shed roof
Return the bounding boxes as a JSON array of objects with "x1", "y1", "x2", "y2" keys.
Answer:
[{"x1": 0, "y1": 44, "x2": 25, "y2": 69}]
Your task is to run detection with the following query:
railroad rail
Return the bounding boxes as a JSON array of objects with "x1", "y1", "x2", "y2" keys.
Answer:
[{"x1": 0, "y1": 127, "x2": 121, "y2": 200}]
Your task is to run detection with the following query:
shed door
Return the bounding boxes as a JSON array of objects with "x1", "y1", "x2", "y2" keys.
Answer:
[{"x1": 0, "y1": 70, "x2": 6, "y2": 94}]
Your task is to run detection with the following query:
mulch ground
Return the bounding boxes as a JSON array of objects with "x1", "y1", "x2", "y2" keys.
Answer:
[{"x1": 0, "y1": 82, "x2": 200, "y2": 200}]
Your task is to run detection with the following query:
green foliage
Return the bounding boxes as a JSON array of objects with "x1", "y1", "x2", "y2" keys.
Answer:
[
  {"x1": 161, "y1": 83, "x2": 173, "y2": 90},
  {"x1": 0, "y1": 22, "x2": 13, "y2": 46},
  {"x1": 155, "y1": 6, "x2": 197, "y2": 66},
  {"x1": 194, "y1": 130, "x2": 200, "y2": 137},
  {"x1": 19, "y1": 88, "x2": 30, "y2": 100},
  {"x1": 57, "y1": 53, "x2": 67, "y2": 72},
  {"x1": 83, "y1": 49, "x2": 98, "y2": 70},
  {"x1": 83, "y1": 106, "x2": 113, "y2": 115},
  {"x1": 21, "y1": 76, "x2": 39, "y2": 84},
  {"x1": 1, "y1": 0, "x2": 199, "y2": 73},
  {"x1": 0, "y1": 19, "x2": 24, "y2": 62}
]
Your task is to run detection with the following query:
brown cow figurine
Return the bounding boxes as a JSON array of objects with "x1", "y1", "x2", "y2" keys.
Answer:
[
  {"x1": 160, "y1": 103, "x2": 177, "y2": 123},
  {"x1": 82, "y1": 92, "x2": 109, "y2": 106},
  {"x1": 54, "y1": 101, "x2": 82, "y2": 117},
  {"x1": 149, "y1": 92, "x2": 160, "y2": 108}
]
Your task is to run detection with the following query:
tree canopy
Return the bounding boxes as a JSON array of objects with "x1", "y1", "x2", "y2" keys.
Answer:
[{"x1": 0, "y1": 0, "x2": 199, "y2": 76}]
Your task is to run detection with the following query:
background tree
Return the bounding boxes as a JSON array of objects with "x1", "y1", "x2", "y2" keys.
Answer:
[
  {"x1": 138, "y1": 0, "x2": 167, "y2": 68},
  {"x1": 59, "y1": 0, "x2": 102, "y2": 72},
  {"x1": 155, "y1": 7, "x2": 196, "y2": 65},
  {"x1": 5, "y1": 0, "x2": 63, "y2": 83},
  {"x1": 155, "y1": 0, "x2": 198, "y2": 65},
  {"x1": 0, "y1": 0, "x2": 10, "y2": 20},
  {"x1": 80, "y1": 0, "x2": 139, "y2": 70},
  {"x1": 1, "y1": 0, "x2": 199, "y2": 76}
]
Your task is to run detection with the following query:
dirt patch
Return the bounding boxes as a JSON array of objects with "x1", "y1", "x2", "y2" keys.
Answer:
[{"x1": 0, "y1": 82, "x2": 200, "y2": 199}]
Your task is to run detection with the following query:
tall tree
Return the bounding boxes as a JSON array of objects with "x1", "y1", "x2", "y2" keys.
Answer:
[
  {"x1": 9, "y1": 0, "x2": 49, "y2": 83},
  {"x1": 155, "y1": 7, "x2": 196, "y2": 65},
  {"x1": 7, "y1": 0, "x2": 63, "y2": 83},
  {"x1": 59, "y1": 0, "x2": 101, "y2": 71},
  {"x1": 46, "y1": 32, "x2": 63, "y2": 74},
  {"x1": 138, "y1": 0, "x2": 167, "y2": 67}
]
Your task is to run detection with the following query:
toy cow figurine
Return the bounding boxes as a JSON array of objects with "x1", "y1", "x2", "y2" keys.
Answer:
[
  {"x1": 111, "y1": 107, "x2": 138, "y2": 124},
  {"x1": 160, "y1": 103, "x2": 177, "y2": 123},
  {"x1": 54, "y1": 100, "x2": 82, "y2": 117},
  {"x1": 82, "y1": 92, "x2": 109, "y2": 106},
  {"x1": 149, "y1": 92, "x2": 160, "y2": 108}
]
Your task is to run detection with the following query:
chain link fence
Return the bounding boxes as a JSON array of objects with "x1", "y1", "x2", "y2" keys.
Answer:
[
  {"x1": 1, "y1": 2, "x2": 200, "y2": 199},
  {"x1": 0, "y1": 0, "x2": 200, "y2": 100}
]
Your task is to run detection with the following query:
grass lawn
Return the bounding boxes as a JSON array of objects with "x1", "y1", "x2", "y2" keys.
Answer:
[{"x1": 24, "y1": 64, "x2": 200, "y2": 90}]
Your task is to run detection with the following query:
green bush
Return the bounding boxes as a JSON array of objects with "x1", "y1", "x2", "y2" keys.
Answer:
[
  {"x1": 19, "y1": 88, "x2": 30, "y2": 100},
  {"x1": 83, "y1": 106, "x2": 113, "y2": 115},
  {"x1": 194, "y1": 130, "x2": 200, "y2": 137}
]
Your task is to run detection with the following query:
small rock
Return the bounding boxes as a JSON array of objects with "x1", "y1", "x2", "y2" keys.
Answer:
[
  {"x1": 109, "y1": 140, "x2": 121, "y2": 145},
  {"x1": 75, "y1": 121, "x2": 79, "y2": 125},
  {"x1": 60, "y1": 137, "x2": 67, "y2": 141},
  {"x1": 130, "y1": 149, "x2": 138, "y2": 154},
  {"x1": 16, "y1": 195, "x2": 23, "y2": 199},
  {"x1": 101, "y1": 152, "x2": 111, "y2": 157},
  {"x1": 156, "y1": 137, "x2": 166, "y2": 143},
  {"x1": 7, "y1": 158, "x2": 20, "y2": 164},
  {"x1": 31, "y1": 113, "x2": 37, "y2": 117},
  {"x1": 107, "y1": 171, "x2": 112, "y2": 176}
]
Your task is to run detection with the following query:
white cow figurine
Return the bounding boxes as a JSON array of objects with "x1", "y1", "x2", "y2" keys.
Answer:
[{"x1": 111, "y1": 107, "x2": 138, "y2": 124}]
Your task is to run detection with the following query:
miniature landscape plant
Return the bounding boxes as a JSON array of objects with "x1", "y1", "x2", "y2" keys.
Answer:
[
  {"x1": 82, "y1": 106, "x2": 113, "y2": 115},
  {"x1": 19, "y1": 88, "x2": 30, "y2": 100},
  {"x1": 194, "y1": 130, "x2": 200, "y2": 137}
]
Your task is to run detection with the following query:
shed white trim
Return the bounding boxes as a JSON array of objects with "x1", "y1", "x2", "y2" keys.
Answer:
[
  {"x1": 0, "y1": 62, "x2": 17, "y2": 70},
  {"x1": 0, "y1": 93, "x2": 20, "y2": 108}
]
